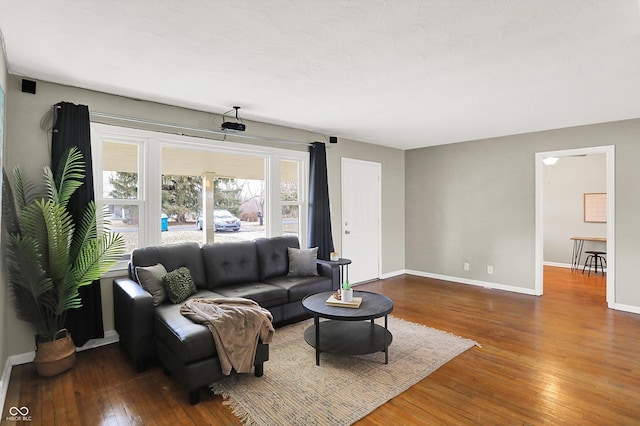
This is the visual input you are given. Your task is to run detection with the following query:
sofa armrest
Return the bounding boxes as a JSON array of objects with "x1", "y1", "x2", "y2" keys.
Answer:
[
  {"x1": 316, "y1": 260, "x2": 340, "y2": 291},
  {"x1": 113, "y1": 278, "x2": 155, "y2": 371}
]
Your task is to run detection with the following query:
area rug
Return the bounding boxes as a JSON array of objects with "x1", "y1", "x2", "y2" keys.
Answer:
[{"x1": 210, "y1": 316, "x2": 479, "y2": 425}]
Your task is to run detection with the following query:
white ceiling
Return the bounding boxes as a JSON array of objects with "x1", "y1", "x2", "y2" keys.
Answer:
[{"x1": 1, "y1": 1, "x2": 640, "y2": 150}]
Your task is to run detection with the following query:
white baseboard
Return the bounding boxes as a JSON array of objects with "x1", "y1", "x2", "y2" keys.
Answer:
[
  {"x1": 544, "y1": 261, "x2": 608, "y2": 274},
  {"x1": 543, "y1": 262, "x2": 573, "y2": 269},
  {"x1": 404, "y1": 270, "x2": 538, "y2": 295},
  {"x1": 380, "y1": 269, "x2": 407, "y2": 280},
  {"x1": 611, "y1": 303, "x2": 640, "y2": 315},
  {"x1": 0, "y1": 330, "x2": 119, "y2": 413},
  {"x1": 76, "y1": 330, "x2": 120, "y2": 352},
  {"x1": 375, "y1": 268, "x2": 538, "y2": 295}
]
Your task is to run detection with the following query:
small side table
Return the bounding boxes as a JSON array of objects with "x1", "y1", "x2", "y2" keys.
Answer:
[{"x1": 331, "y1": 258, "x2": 351, "y2": 285}]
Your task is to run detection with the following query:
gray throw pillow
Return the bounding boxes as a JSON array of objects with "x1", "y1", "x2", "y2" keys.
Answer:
[
  {"x1": 135, "y1": 263, "x2": 168, "y2": 306},
  {"x1": 163, "y1": 267, "x2": 197, "y2": 304},
  {"x1": 287, "y1": 247, "x2": 319, "y2": 277}
]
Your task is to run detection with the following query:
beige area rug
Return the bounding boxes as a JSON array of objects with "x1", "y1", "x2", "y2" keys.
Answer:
[{"x1": 210, "y1": 316, "x2": 479, "y2": 425}]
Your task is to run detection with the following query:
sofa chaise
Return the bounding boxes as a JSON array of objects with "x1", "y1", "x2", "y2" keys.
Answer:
[{"x1": 113, "y1": 235, "x2": 339, "y2": 403}]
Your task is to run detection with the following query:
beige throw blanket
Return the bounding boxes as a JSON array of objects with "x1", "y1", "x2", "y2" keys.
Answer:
[{"x1": 181, "y1": 298, "x2": 275, "y2": 375}]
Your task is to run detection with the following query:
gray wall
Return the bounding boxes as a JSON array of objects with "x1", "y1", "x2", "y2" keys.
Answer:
[
  {"x1": 0, "y1": 37, "x2": 8, "y2": 374},
  {"x1": 543, "y1": 154, "x2": 606, "y2": 265},
  {"x1": 406, "y1": 120, "x2": 640, "y2": 309},
  {"x1": 1, "y1": 76, "x2": 405, "y2": 358}
]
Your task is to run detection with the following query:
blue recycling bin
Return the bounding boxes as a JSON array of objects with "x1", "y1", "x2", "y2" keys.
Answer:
[{"x1": 161, "y1": 214, "x2": 169, "y2": 232}]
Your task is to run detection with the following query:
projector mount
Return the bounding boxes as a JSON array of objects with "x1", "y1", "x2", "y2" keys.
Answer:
[{"x1": 221, "y1": 106, "x2": 246, "y2": 132}]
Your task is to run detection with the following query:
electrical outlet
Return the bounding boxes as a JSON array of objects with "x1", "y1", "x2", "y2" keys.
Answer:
[
  {"x1": 487, "y1": 265, "x2": 494, "y2": 274},
  {"x1": 464, "y1": 262, "x2": 470, "y2": 271}
]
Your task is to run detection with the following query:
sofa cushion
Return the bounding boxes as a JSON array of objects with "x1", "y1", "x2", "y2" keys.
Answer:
[
  {"x1": 131, "y1": 242, "x2": 207, "y2": 289},
  {"x1": 201, "y1": 241, "x2": 260, "y2": 289},
  {"x1": 287, "y1": 247, "x2": 319, "y2": 277},
  {"x1": 264, "y1": 275, "x2": 333, "y2": 303},
  {"x1": 163, "y1": 267, "x2": 197, "y2": 304},
  {"x1": 154, "y1": 290, "x2": 225, "y2": 364},
  {"x1": 214, "y1": 282, "x2": 288, "y2": 308},
  {"x1": 255, "y1": 235, "x2": 300, "y2": 281},
  {"x1": 135, "y1": 263, "x2": 168, "y2": 306}
]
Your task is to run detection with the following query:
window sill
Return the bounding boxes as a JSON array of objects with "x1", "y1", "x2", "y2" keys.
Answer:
[{"x1": 101, "y1": 265, "x2": 129, "y2": 280}]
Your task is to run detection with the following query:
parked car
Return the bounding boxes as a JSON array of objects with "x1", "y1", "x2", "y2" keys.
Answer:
[{"x1": 196, "y1": 209, "x2": 241, "y2": 232}]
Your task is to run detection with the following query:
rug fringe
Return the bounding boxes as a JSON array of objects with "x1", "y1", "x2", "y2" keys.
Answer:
[{"x1": 211, "y1": 382, "x2": 259, "y2": 425}]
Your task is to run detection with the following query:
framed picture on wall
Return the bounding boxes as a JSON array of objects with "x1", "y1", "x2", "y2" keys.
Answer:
[{"x1": 584, "y1": 193, "x2": 606, "y2": 223}]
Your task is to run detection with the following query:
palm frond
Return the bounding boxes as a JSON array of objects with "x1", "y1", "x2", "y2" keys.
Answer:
[
  {"x1": 19, "y1": 200, "x2": 75, "y2": 282},
  {"x1": 42, "y1": 201, "x2": 74, "y2": 283},
  {"x1": 5, "y1": 234, "x2": 56, "y2": 337},
  {"x1": 13, "y1": 165, "x2": 42, "y2": 207},
  {"x1": 72, "y1": 232, "x2": 126, "y2": 287},
  {"x1": 55, "y1": 272, "x2": 82, "y2": 315},
  {"x1": 58, "y1": 232, "x2": 125, "y2": 316},
  {"x1": 12, "y1": 166, "x2": 27, "y2": 211},
  {"x1": 53, "y1": 146, "x2": 85, "y2": 208},
  {"x1": 10, "y1": 283, "x2": 54, "y2": 338},
  {"x1": 95, "y1": 201, "x2": 114, "y2": 230},
  {"x1": 97, "y1": 231, "x2": 127, "y2": 268},
  {"x1": 70, "y1": 201, "x2": 98, "y2": 264},
  {"x1": 2, "y1": 171, "x2": 21, "y2": 235},
  {"x1": 5, "y1": 234, "x2": 52, "y2": 299},
  {"x1": 43, "y1": 167, "x2": 59, "y2": 204},
  {"x1": 17, "y1": 200, "x2": 51, "y2": 273}
]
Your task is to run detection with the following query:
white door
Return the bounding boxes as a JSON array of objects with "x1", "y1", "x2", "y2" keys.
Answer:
[{"x1": 341, "y1": 158, "x2": 381, "y2": 284}]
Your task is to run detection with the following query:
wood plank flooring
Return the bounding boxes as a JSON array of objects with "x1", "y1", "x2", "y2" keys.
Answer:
[{"x1": 3, "y1": 267, "x2": 639, "y2": 425}]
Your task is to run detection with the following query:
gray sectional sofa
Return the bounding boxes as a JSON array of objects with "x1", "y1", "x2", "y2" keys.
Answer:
[{"x1": 113, "y1": 235, "x2": 339, "y2": 404}]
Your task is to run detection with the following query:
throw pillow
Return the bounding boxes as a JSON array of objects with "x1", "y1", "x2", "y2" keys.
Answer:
[
  {"x1": 163, "y1": 267, "x2": 197, "y2": 304},
  {"x1": 135, "y1": 263, "x2": 168, "y2": 306},
  {"x1": 287, "y1": 247, "x2": 319, "y2": 277}
]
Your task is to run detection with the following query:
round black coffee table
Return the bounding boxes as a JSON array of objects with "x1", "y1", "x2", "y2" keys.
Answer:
[{"x1": 301, "y1": 291, "x2": 394, "y2": 366}]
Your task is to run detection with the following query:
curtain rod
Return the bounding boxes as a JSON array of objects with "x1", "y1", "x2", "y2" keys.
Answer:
[{"x1": 88, "y1": 111, "x2": 314, "y2": 147}]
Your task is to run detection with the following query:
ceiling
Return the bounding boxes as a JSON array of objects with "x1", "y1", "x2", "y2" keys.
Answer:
[{"x1": 1, "y1": 1, "x2": 640, "y2": 150}]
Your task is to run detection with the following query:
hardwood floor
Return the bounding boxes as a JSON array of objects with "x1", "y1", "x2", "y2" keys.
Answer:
[{"x1": 4, "y1": 267, "x2": 639, "y2": 425}]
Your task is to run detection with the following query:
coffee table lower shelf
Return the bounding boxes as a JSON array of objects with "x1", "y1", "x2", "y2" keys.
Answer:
[{"x1": 303, "y1": 320, "x2": 393, "y2": 365}]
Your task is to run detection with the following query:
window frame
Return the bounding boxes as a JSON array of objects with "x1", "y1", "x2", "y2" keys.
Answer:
[
  {"x1": 279, "y1": 158, "x2": 306, "y2": 238},
  {"x1": 91, "y1": 123, "x2": 309, "y2": 272}
]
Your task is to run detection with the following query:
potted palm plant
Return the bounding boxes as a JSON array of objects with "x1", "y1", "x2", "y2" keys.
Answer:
[{"x1": 3, "y1": 147, "x2": 125, "y2": 376}]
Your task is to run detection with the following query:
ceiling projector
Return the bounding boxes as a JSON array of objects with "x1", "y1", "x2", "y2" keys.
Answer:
[
  {"x1": 221, "y1": 121, "x2": 246, "y2": 132},
  {"x1": 221, "y1": 106, "x2": 246, "y2": 132}
]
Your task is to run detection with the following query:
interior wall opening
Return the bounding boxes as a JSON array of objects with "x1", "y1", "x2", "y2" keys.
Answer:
[{"x1": 535, "y1": 145, "x2": 615, "y2": 307}]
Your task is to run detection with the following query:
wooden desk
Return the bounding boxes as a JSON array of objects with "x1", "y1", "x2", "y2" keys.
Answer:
[{"x1": 570, "y1": 237, "x2": 606, "y2": 271}]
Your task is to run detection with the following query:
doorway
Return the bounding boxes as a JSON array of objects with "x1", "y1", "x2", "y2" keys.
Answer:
[
  {"x1": 535, "y1": 145, "x2": 615, "y2": 306},
  {"x1": 341, "y1": 158, "x2": 381, "y2": 284}
]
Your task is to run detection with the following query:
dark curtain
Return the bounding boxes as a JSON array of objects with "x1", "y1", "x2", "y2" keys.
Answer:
[
  {"x1": 308, "y1": 142, "x2": 334, "y2": 260},
  {"x1": 51, "y1": 101, "x2": 104, "y2": 347}
]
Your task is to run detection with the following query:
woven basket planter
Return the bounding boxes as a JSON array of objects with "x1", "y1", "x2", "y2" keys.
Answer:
[{"x1": 34, "y1": 329, "x2": 76, "y2": 377}]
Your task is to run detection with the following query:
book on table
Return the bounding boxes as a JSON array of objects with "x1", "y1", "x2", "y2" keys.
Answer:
[{"x1": 325, "y1": 295, "x2": 362, "y2": 308}]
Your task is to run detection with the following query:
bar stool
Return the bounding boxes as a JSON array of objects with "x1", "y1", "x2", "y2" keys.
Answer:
[{"x1": 582, "y1": 250, "x2": 606, "y2": 276}]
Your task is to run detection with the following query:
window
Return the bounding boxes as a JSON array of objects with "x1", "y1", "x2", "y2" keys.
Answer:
[
  {"x1": 93, "y1": 136, "x2": 144, "y2": 264},
  {"x1": 91, "y1": 123, "x2": 308, "y2": 270},
  {"x1": 160, "y1": 145, "x2": 268, "y2": 245},
  {"x1": 281, "y1": 159, "x2": 303, "y2": 236}
]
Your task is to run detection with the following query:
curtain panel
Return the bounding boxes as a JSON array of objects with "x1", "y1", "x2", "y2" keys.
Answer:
[
  {"x1": 308, "y1": 142, "x2": 334, "y2": 260},
  {"x1": 51, "y1": 101, "x2": 104, "y2": 347}
]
